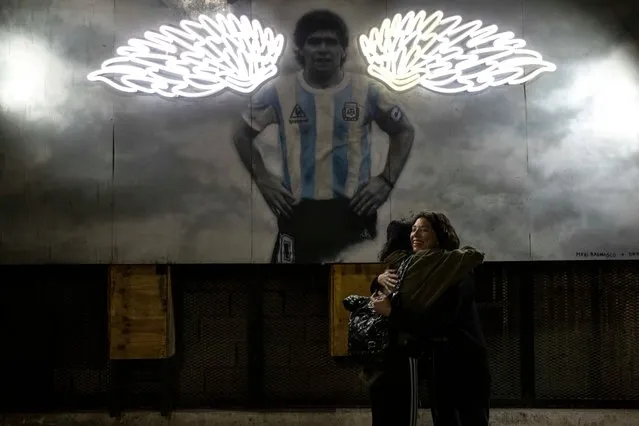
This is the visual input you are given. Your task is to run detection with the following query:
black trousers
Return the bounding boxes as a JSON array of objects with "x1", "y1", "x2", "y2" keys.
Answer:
[
  {"x1": 270, "y1": 198, "x2": 377, "y2": 263},
  {"x1": 370, "y1": 345, "x2": 490, "y2": 426},
  {"x1": 369, "y1": 351, "x2": 420, "y2": 426},
  {"x1": 425, "y1": 343, "x2": 491, "y2": 426}
]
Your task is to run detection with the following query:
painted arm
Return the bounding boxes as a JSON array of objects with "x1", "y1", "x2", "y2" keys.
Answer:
[
  {"x1": 233, "y1": 122, "x2": 268, "y2": 181},
  {"x1": 375, "y1": 106, "x2": 415, "y2": 189},
  {"x1": 232, "y1": 85, "x2": 294, "y2": 218},
  {"x1": 349, "y1": 85, "x2": 414, "y2": 216}
]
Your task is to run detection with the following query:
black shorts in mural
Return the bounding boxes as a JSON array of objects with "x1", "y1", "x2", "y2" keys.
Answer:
[{"x1": 270, "y1": 198, "x2": 377, "y2": 264}]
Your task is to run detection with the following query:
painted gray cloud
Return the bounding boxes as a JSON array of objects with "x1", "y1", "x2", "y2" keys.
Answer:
[
  {"x1": 1, "y1": 0, "x2": 638, "y2": 263},
  {"x1": 527, "y1": 43, "x2": 639, "y2": 259}
]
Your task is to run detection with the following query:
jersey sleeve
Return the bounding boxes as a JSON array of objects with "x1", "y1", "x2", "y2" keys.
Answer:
[
  {"x1": 241, "y1": 83, "x2": 279, "y2": 132},
  {"x1": 366, "y1": 83, "x2": 405, "y2": 131}
]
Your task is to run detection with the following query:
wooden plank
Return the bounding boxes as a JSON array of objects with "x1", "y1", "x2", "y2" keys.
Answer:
[
  {"x1": 329, "y1": 263, "x2": 385, "y2": 357},
  {"x1": 108, "y1": 265, "x2": 175, "y2": 360}
]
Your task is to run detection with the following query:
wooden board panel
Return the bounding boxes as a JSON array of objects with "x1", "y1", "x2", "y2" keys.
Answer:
[
  {"x1": 329, "y1": 263, "x2": 385, "y2": 357},
  {"x1": 108, "y1": 265, "x2": 175, "y2": 360}
]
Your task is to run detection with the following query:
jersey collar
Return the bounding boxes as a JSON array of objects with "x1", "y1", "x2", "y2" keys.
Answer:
[{"x1": 297, "y1": 70, "x2": 352, "y2": 95}]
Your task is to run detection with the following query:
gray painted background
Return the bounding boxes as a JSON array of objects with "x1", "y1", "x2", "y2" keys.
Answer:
[{"x1": 0, "y1": 0, "x2": 638, "y2": 263}]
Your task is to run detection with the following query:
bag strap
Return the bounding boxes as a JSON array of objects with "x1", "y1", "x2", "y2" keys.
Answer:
[{"x1": 391, "y1": 255, "x2": 412, "y2": 297}]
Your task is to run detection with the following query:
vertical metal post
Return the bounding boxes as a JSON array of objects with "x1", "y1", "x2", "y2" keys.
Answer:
[
  {"x1": 247, "y1": 265, "x2": 265, "y2": 407},
  {"x1": 518, "y1": 262, "x2": 536, "y2": 405}
]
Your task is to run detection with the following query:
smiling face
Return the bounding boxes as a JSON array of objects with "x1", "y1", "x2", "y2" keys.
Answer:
[{"x1": 410, "y1": 217, "x2": 439, "y2": 252}]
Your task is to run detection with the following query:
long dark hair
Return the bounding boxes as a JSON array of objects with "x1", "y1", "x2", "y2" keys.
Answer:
[
  {"x1": 412, "y1": 211, "x2": 460, "y2": 251},
  {"x1": 378, "y1": 220, "x2": 412, "y2": 261}
]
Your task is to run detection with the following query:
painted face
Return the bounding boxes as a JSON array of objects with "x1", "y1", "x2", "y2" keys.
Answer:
[
  {"x1": 301, "y1": 30, "x2": 345, "y2": 75},
  {"x1": 410, "y1": 217, "x2": 439, "y2": 252}
]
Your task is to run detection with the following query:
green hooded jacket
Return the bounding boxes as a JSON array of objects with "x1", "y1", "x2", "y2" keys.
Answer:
[{"x1": 382, "y1": 246, "x2": 485, "y2": 315}]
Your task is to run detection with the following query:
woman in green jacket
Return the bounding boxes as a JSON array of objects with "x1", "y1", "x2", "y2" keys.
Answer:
[{"x1": 369, "y1": 212, "x2": 491, "y2": 426}]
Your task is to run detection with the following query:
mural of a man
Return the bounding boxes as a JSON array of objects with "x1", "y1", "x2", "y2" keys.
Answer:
[{"x1": 233, "y1": 10, "x2": 415, "y2": 263}]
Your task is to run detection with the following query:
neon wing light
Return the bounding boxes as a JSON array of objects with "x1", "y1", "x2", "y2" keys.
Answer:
[
  {"x1": 358, "y1": 10, "x2": 557, "y2": 93},
  {"x1": 87, "y1": 14, "x2": 285, "y2": 98}
]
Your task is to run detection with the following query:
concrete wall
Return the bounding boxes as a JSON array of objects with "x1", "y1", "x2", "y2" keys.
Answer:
[
  {"x1": 4, "y1": 410, "x2": 639, "y2": 426},
  {"x1": 2, "y1": 0, "x2": 639, "y2": 263}
]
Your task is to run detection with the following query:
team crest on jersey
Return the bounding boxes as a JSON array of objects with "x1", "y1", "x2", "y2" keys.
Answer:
[
  {"x1": 390, "y1": 106, "x2": 403, "y2": 122},
  {"x1": 289, "y1": 104, "x2": 308, "y2": 124},
  {"x1": 342, "y1": 102, "x2": 360, "y2": 121}
]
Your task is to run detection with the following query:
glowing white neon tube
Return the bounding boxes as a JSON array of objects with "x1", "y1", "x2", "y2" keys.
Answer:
[
  {"x1": 87, "y1": 14, "x2": 285, "y2": 98},
  {"x1": 358, "y1": 10, "x2": 557, "y2": 93}
]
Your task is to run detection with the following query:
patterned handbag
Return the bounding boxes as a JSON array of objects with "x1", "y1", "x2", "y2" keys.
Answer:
[
  {"x1": 343, "y1": 294, "x2": 391, "y2": 356},
  {"x1": 342, "y1": 257, "x2": 411, "y2": 357}
]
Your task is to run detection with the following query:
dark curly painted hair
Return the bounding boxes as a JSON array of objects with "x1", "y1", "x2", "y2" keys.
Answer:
[
  {"x1": 412, "y1": 211, "x2": 460, "y2": 251},
  {"x1": 378, "y1": 220, "x2": 412, "y2": 261},
  {"x1": 293, "y1": 10, "x2": 349, "y2": 67}
]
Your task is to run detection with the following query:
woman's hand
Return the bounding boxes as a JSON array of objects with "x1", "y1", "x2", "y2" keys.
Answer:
[
  {"x1": 377, "y1": 269, "x2": 399, "y2": 294},
  {"x1": 371, "y1": 294, "x2": 392, "y2": 317}
]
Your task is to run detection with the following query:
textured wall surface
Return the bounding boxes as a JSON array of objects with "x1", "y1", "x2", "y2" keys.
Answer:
[
  {"x1": 1, "y1": 0, "x2": 638, "y2": 263},
  {"x1": 1, "y1": 262, "x2": 638, "y2": 413},
  {"x1": 5, "y1": 410, "x2": 639, "y2": 426}
]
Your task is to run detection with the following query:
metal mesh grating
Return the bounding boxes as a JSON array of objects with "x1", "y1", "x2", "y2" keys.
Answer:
[
  {"x1": 2, "y1": 261, "x2": 639, "y2": 411},
  {"x1": 172, "y1": 266, "x2": 250, "y2": 408},
  {"x1": 0, "y1": 268, "x2": 57, "y2": 362},
  {"x1": 262, "y1": 266, "x2": 369, "y2": 406},
  {"x1": 479, "y1": 264, "x2": 521, "y2": 401},
  {"x1": 0, "y1": 266, "x2": 110, "y2": 411},
  {"x1": 534, "y1": 261, "x2": 639, "y2": 400},
  {"x1": 51, "y1": 267, "x2": 110, "y2": 368},
  {"x1": 417, "y1": 263, "x2": 521, "y2": 406},
  {"x1": 50, "y1": 267, "x2": 111, "y2": 409},
  {"x1": 111, "y1": 360, "x2": 171, "y2": 410},
  {"x1": 597, "y1": 263, "x2": 639, "y2": 399},
  {"x1": 262, "y1": 340, "x2": 369, "y2": 405},
  {"x1": 71, "y1": 368, "x2": 111, "y2": 395}
]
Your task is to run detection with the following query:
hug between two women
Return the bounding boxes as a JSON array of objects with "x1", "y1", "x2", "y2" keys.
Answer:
[{"x1": 343, "y1": 216, "x2": 485, "y2": 374}]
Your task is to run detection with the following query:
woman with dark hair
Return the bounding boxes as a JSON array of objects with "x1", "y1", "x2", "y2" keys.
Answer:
[
  {"x1": 369, "y1": 212, "x2": 491, "y2": 426},
  {"x1": 377, "y1": 219, "x2": 413, "y2": 268},
  {"x1": 342, "y1": 220, "x2": 413, "y2": 386}
]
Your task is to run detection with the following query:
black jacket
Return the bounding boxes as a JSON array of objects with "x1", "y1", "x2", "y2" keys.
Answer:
[
  {"x1": 371, "y1": 274, "x2": 488, "y2": 356},
  {"x1": 372, "y1": 274, "x2": 491, "y2": 397}
]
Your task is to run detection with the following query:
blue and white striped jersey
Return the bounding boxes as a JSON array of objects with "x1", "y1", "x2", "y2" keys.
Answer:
[{"x1": 242, "y1": 71, "x2": 401, "y2": 200}]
